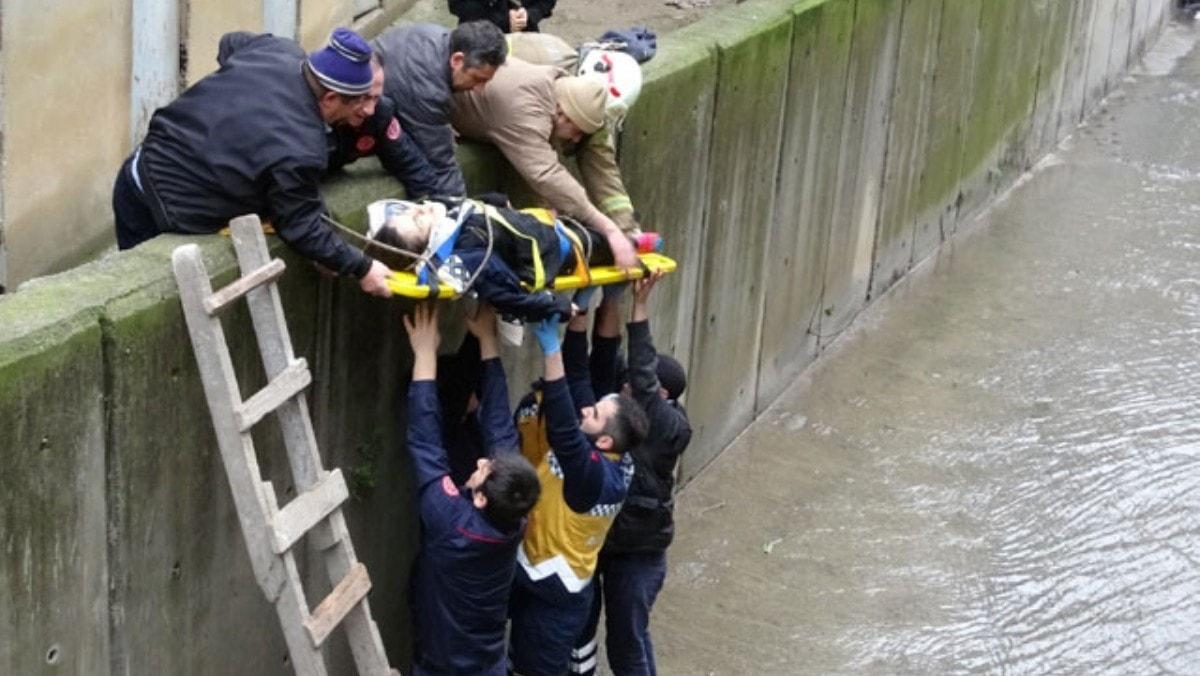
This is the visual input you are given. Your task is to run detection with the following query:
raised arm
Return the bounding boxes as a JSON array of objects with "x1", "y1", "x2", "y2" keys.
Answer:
[
  {"x1": 403, "y1": 304, "x2": 451, "y2": 491},
  {"x1": 588, "y1": 295, "x2": 624, "y2": 398},
  {"x1": 532, "y1": 319, "x2": 606, "y2": 512},
  {"x1": 466, "y1": 304, "x2": 519, "y2": 457},
  {"x1": 563, "y1": 313, "x2": 597, "y2": 410},
  {"x1": 627, "y1": 272, "x2": 689, "y2": 441}
]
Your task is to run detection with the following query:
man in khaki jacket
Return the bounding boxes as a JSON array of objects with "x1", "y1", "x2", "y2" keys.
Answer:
[{"x1": 450, "y1": 57, "x2": 639, "y2": 270}]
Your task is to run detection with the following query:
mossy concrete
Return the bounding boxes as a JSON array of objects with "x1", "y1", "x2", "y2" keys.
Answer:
[
  {"x1": 817, "y1": 0, "x2": 901, "y2": 339},
  {"x1": 0, "y1": 328, "x2": 108, "y2": 674},
  {"x1": 0, "y1": 0, "x2": 1172, "y2": 670},
  {"x1": 869, "y1": 0, "x2": 943, "y2": 301},
  {"x1": 909, "y1": 0, "x2": 980, "y2": 255},
  {"x1": 617, "y1": 23, "x2": 720, "y2": 372},
  {"x1": 756, "y1": 0, "x2": 853, "y2": 408},
  {"x1": 682, "y1": 2, "x2": 794, "y2": 479},
  {"x1": 1085, "y1": 0, "x2": 1121, "y2": 110}
]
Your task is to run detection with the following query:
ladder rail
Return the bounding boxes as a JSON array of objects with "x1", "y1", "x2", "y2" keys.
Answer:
[
  {"x1": 172, "y1": 245, "x2": 289, "y2": 600},
  {"x1": 172, "y1": 217, "x2": 397, "y2": 676}
]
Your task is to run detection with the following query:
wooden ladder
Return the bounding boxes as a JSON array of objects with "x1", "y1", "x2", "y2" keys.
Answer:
[{"x1": 172, "y1": 215, "x2": 398, "y2": 676}]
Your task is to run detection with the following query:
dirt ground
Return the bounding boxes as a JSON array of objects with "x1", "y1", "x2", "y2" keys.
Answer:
[{"x1": 397, "y1": 0, "x2": 739, "y2": 46}]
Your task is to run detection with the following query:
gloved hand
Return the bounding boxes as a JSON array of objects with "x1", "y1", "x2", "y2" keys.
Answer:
[{"x1": 531, "y1": 316, "x2": 562, "y2": 355}]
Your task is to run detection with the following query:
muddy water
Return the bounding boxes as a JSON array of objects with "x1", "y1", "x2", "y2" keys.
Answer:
[{"x1": 649, "y1": 21, "x2": 1200, "y2": 676}]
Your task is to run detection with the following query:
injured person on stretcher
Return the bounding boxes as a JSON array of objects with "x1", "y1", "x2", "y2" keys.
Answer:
[{"x1": 365, "y1": 195, "x2": 667, "y2": 322}]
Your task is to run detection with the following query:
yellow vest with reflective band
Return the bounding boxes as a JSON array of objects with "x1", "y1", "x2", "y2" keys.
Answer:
[{"x1": 515, "y1": 391, "x2": 627, "y2": 592}]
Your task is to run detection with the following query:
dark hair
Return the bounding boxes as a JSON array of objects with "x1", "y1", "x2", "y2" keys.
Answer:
[
  {"x1": 602, "y1": 394, "x2": 649, "y2": 454},
  {"x1": 480, "y1": 454, "x2": 541, "y2": 532},
  {"x1": 449, "y1": 21, "x2": 508, "y2": 69},
  {"x1": 366, "y1": 219, "x2": 424, "y2": 271}
]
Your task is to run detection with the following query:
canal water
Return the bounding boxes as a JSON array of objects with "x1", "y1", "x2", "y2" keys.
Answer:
[{"x1": 650, "y1": 19, "x2": 1200, "y2": 676}]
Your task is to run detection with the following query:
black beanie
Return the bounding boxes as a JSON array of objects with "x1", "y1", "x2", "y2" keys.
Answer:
[{"x1": 656, "y1": 354, "x2": 687, "y2": 401}]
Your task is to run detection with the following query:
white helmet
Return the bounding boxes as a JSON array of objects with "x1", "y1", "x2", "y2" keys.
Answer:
[{"x1": 577, "y1": 49, "x2": 642, "y2": 129}]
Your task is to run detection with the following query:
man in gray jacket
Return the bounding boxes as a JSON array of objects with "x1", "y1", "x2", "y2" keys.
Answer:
[{"x1": 373, "y1": 21, "x2": 506, "y2": 197}]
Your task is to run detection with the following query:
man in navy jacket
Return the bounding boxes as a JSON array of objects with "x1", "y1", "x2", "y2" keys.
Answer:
[
  {"x1": 403, "y1": 303, "x2": 540, "y2": 675},
  {"x1": 112, "y1": 29, "x2": 393, "y2": 297}
]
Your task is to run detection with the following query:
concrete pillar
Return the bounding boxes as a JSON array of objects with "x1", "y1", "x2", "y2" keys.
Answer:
[
  {"x1": 0, "y1": 3, "x2": 8, "y2": 293},
  {"x1": 264, "y1": 0, "x2": 298, "y2": 39},
  {"x1": 130, "y1": 0, "x2": 181, "y2": 143}
]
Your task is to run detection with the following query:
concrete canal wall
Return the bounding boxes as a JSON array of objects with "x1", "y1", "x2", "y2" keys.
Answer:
[{"x1": 0, "y1": 0, "x2": 1171, "y2": 672}]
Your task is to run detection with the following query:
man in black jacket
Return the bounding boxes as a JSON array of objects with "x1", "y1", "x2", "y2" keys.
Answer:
[
  {"x1": 112, "y1": 28, "x2": 393, "y2": 297},
  {"x1": 572, "y1": 273, "x2": 692, "y2": 676},
  {"x1": 448, "y1": 0, "x2": 557, "y2": 33},
  {"x1": 214, "y1": 34, "x2": 441, "y2": 199}
]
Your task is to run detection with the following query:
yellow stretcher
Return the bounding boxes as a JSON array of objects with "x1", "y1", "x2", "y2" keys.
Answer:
[{"x1": 385, "y1": 253, "x2": 678, "y2": 300}]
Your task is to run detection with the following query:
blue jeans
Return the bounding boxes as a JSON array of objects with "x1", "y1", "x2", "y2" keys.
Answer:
[
  {"x1": 572, "y1": 551, "x2": 667, "y2": 676},
  {"x1": 508, "y1": 567, "x2": 595, "y2": 676}
]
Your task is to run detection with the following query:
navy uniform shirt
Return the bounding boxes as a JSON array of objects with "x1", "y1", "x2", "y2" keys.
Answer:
[
  {"x1": 326, "y1": 94, "x2": 440, "y2": 199},
  {"x1": 407, "y1": 358, "x2": 523, "y2": 676}
]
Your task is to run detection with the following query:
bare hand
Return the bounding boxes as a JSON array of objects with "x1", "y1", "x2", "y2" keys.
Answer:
[
  {"x1": 359, "y1": 260, "x2": 394, "y2": 298},
  {"x1": 466, "y1": 303, "x2": 498, "y2": 341},
  {"x1": 632, "y1": 270, "x2": 664, "y2": 322},
  {"x1": 403, "y1": 303, "x2": 441, "y2": 358},
  {"x1": 633, "y1": 270, "x2": 664, "y2": 304},
  {"x1": 509, "y1": 8, "x2": 528, "y2": 31},
  {"x1": 607, "y1": 230, "x2": 638, "y2": 271}
]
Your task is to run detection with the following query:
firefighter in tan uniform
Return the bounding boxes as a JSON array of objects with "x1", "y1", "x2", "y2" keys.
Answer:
[{"x1": 450, "y1": 45, "x2": 643, "y2": 270}]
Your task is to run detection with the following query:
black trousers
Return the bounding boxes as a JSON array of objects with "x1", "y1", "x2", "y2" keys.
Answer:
[{"x1": 112, "y1": 153, "x2": 161, "y2": 250}]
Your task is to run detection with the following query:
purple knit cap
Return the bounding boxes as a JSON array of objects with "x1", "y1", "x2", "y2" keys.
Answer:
[{"x1": 307, "y1": 28, "x2": 373, "y2": 95}]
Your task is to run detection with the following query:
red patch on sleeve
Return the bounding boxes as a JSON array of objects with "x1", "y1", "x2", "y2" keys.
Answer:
[
  {"x1": 441, "y1": 476, "x2": 459, "y2": 496},
  {"x1": 386, "y1": 118, "x2": 401, "y2": 141},
  {"x1": 590, "y1": 451, "x2": 600, "y2": 462},
  {"x1": 355, "y1": 134, "x2": 376, "y2": 154}
]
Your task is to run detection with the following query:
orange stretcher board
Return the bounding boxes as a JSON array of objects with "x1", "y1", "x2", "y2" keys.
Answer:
[{"x1": 385, "y1": 253, "x2": 678, "y2": 300}]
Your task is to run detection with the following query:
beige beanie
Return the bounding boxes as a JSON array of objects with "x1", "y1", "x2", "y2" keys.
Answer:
[{"x1": 553, "y1": 76, "x2": 608, "y2": 134}]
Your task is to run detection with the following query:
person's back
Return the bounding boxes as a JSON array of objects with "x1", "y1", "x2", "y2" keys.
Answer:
[
  {"x1": 374, "y1": 21, "x2": 506, "y2": 196},
  {"x1": 374, "y1": 23, "x2": 452, "y2": 130},
  {"x1": 141, "y1": 34, "x2": 324, "y2": 235}
]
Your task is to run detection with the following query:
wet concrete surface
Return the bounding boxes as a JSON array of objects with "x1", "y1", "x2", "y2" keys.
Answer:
[{"x1": 648, "y1": 20, "x2": 1200, "y2": 676}]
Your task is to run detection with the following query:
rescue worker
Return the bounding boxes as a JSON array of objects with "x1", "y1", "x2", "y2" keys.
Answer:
[
  {"x1": 403, "y1": 302, "x2": 541, "y2": 676},
  {"x1": 450, "y1": 57, "x2": 640, "y2": 270},
  {"x1": 448, "y1": 0, "x2": 557, "y2": 34},
  {"x1": 215, "y1": 34, "x2": 441, "y2": 198},
  {"x1": 325, "y1": 56, "x2": 441, "y2": 198},
  {"x1": 508, "y1": 308, "x2": 649, "y2": 675},
  {"x1": 111, "y1": 28, "x2": 393, "y2": 297},
  {"x1": 571, "y1": 272, "x2": 692, "y2": 676},
  {"x1": 372, "y1": 21, "x2": 508, "y2": 197}
]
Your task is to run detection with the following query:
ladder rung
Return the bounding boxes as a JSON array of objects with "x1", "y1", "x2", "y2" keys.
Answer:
[
  {"x1": 234, "y1": 359, "x2": 310, "y2": 432},
  {"x1": 269, "y1": 470, "x2": 349, "y2": 554},
  {"x1": 304, "y1": 562, "x2": 372, "y2": 648},
  {"x1": 203, "y1": 258, "x2": 286, "y2": 316}
]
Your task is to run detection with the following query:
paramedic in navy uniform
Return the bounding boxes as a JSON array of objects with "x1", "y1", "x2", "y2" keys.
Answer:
[
  {"x1": 111, "y1": 28, "x2": 394, "y2": 297},
  {"x1": 402, "y1": 302, "x2": 541, "y2": 675}
]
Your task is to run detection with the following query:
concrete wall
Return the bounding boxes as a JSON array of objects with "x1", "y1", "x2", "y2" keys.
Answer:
[
  {"x1": 0, "y1": 0, "x2": 418, "y2": 292},
  {"x1": 0, "y1": 0, "x2": 1171, "y2": 672}
]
